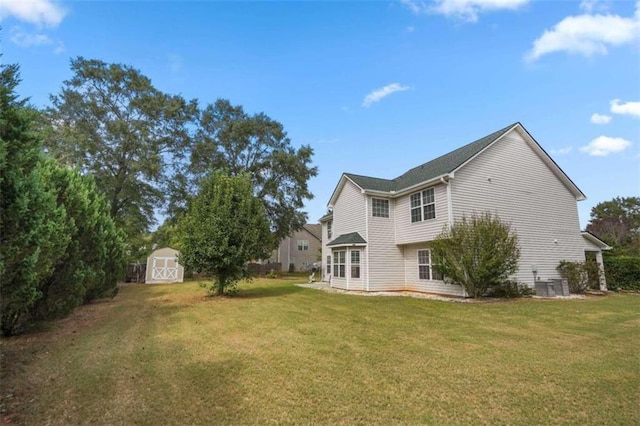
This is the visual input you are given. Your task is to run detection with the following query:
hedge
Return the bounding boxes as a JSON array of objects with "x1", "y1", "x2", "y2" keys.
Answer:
[{"x1": 604, "y1": 256, "x2": 640, "y2": 291}]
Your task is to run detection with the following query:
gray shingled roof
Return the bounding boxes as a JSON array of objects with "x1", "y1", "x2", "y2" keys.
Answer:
[
  {"x1": 327, "y1": 232, "x2": 367, "y2": 246},
  {"x1": 303, "y1": 224, "x2": 322, "y2": 241},
  {"x1": 345, "y1": 123, "x2": 517, "y2": 193}
]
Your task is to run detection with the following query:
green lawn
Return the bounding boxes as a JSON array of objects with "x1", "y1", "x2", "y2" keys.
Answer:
[{"x1": 1, "y1": 278, "x2": 638, "y2": 424}]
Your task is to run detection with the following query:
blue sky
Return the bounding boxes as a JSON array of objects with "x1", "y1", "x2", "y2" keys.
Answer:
[{"x1": 2, "y1": 0, "x2": 639, "y2": 228}]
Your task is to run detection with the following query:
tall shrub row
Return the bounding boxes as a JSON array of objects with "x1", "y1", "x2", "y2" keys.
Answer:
[
  {"x1": 604, "y1": 256, "x2": 640, "y2": 291},
  {"x1": 0, "y1": 63, "x2": 125, "y2": 335}
]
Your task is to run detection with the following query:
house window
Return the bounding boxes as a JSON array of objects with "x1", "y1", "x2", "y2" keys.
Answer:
[
  {"x1": 327, "y1": 220, "x2": 332, "y2": 239},
  {"x1": 372, "y1": 198, "x2": 389, "y2": 218},
  {"x1": 418, "y1": 249, "x2": 443, "y2": 280},
  {"x1": 333, "y1": 250, "x2": 345, "y2": 278},
  {"x1": 297, "y1": 240, "x2": 309, "y2": 251},
  {"x1": 326, "y1": 255, "x2": 331, "y2": 275},
  {"x1": 410, "y1": 187, "x2": 436, "y2": 223},
  {"x1": 351, "y1": 250, "x2": 360, "y2": 278}
]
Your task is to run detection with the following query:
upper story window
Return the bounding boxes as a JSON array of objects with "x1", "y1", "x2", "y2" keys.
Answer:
[
  {"x1": 297, "y1": 240, "x2": 309, "y2": 251},
  {"x1": 372, "y1": 198, "x2": 389, "y2": 218},
  {"x1": 410, "y1": 187, "x2": 436, "y2": 223},
  {"x1": 327, "y1": 220, "x2": 332, "y2": 239}
]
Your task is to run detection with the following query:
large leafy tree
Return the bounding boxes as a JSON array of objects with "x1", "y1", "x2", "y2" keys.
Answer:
[
  {"x1": 43, "y1": 57, "x2": 199, "y2": 238},
  {"x1": 188, "y1": 99, "x2": 317, "y2": 244},
  {"x1": 431, "y1": 212, "x2": 520, "y2": 299},
  {"x1": 177, "y1": 172, "x2": 272, "y2": 296},
  {"x1": 0, "y1": 62, "x2": 69, "y2": 335},
  {"x1": 586, "y1": 196, "x2": 640, "y2": 255}
]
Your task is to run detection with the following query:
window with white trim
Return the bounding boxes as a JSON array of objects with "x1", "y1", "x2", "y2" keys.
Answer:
[
  {"x1": 327, "y1": 220, "x2": 332, "y2": 239},
  {"x1": 372, "y1": 198, "x2": 389, "y2": 218},
  {"x1": 326, "y1": 255, "x2": 331, "y2": 275},
  {"x1": 297, "y1": 240, "x2": 309, "y2": 251},
  {"x1": 418, "y1": 249, "x2": 443, "y2": 280},
  {"x1": 333, "y1": 250, "x2": 345, "y2": 278},
  {"x1": 351, "y1": 250, "x2": 360, "y2": 278},
  {"x1": 410, "y1": 187, "x2": 436, "y2": 223}
]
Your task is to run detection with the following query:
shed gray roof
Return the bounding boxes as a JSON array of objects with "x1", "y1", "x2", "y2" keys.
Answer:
[
  {"x1": 345, "y1": 123, "x2": 517, "y2": 193},
  {"x1": 326, "y1": 232, "x2": 367, "y2": 246}
]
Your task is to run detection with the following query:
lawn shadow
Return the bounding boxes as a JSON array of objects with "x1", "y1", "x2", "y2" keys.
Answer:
[{"x1": 237, "y1": 281, "x2": 306, "y2": 299}]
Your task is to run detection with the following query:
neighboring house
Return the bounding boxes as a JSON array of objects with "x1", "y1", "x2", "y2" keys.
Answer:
[
  {"x1": 146, "y1": 247, "x2": 185, "y2": 284},
  {"x1": 320, "y1": 122, "x2": 610, "y2": 295},
  {"x1": 271, "y1": 224, "x2": 322, "y2": 272}
]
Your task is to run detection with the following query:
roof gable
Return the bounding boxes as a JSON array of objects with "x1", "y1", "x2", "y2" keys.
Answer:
[
  {"x1": 392, "y1": 123, "x2": 516, "y2": 191},
  {"x1": 329, "y1": 122, "x2": 585, "y2": 202},
  {"x1": 341, "y1": 123, "x2": 516, "y2": 194},
  {"x1": 303, "y1": 224, "x2": 322, "y2": 241},
  {"x1": 582, "y1": 231, "x2": 612, "y2": 250}
]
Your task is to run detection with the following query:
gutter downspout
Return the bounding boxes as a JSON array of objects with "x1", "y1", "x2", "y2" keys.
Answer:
[
  {"x1": 365, "y1": 195, "x2": 370, "y2": 291},
  {"x1": 441, "y1": 175, "x2": 465, "y2": 297},
  {"x1": 441, "y1": 176, "x2": 453, "y2": 228}
]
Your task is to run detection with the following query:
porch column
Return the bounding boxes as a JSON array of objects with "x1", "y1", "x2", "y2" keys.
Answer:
[{"x1": 596, "y1": 251, "x2": 607, "y2": 291}]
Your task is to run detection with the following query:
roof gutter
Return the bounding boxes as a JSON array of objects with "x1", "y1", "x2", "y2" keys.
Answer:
[
  {"x1": 361, "y1": 174, "x2": 454, "y2": 198},
  {"x1": 391, "y1": 173, "x2": 453, "y2": 198}
]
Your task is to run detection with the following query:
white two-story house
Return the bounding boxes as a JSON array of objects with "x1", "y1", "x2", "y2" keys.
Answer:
[{"x1": 320, "y1": 122, "x2": 609, "y2": 296}]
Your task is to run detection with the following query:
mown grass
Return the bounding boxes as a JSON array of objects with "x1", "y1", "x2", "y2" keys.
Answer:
[{"x1": 1, "y1": 278, "x2": 638, "y2": 425}]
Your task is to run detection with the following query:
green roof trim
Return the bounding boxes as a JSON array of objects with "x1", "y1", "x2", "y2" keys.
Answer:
[
  {"x1": 344, "y1": 123, "x2": 517, "y2": 193},
  {"x1": 326, "y1": 232, "x2": 367, "y2": 246}
]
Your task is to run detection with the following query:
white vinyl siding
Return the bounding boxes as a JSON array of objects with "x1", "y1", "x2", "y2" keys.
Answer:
[
  {"x1": 395, "y1": 184, "x2": 449, "y2": 245},
  {"x1": 405, "y1": 244, "x2": 464, "y2": 296},
  {"x1": 450, "y1": 128, "x2": 585, "y2": 287},
  {"x1": 326, "y1": 179, "x2": 368, "y2": 289},
  {"x1": 367, "y1": 196, "x2": 405, "y2": 291}
]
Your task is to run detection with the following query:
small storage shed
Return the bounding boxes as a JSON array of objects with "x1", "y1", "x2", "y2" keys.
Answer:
[{"x1": 145, "y1": 247, "x2": 184, "y2": 284}]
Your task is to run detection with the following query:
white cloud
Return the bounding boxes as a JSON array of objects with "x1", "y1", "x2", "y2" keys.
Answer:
[
  {"x1": 400, "y1": 0, "x2": 427, "y2": 15},
  {"x1": 526, "y1": 5, "x2": 640, "y2": 61},
  {"x1": 580, "y1": 136, "x2": 632, "y2": 156},
  {"x1": 362, "y1": 83, "x2": 410, "y2": 107},
  {"x1": 579, "y1": 0, "x2": 610, "y2": 13},
  {"x1": 402, "y1": 0, "x2": 528, "y2": 22},
  {"x1": 610, "y1": 99, "x2": 640, "y2": 117},
  {"x1": 10, "y1": 27, "x2": 52, "y2": 47},
  {"x1": 590, "y1": 113, "x2": 612, "y2": 124},
  {"x1": 406, "y1": 25, "x2": 415, "y2": 32},
  {"x1": 550, "y1": 146, "x2": 573, "y2": 155},
  {"x1": 0, "y1": 0, "x2": 66, "y2": 27},
  {"x1": 9, "y1": 26, "x2": 64, "y2": 53}
]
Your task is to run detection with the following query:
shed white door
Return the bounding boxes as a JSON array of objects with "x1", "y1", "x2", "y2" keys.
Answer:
[{"x1": 152, "y1": 257, "x2": 178, "y2": 281}]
